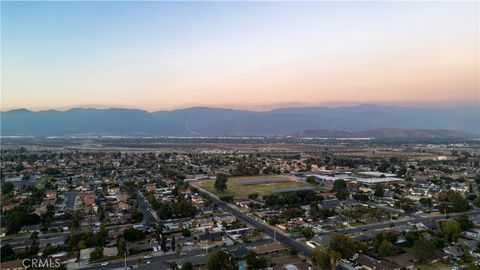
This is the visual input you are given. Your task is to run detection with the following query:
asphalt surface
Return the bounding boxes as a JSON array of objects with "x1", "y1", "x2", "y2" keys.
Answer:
[
  {"x1": 82, "y1": 238, "x2": 273, "y2": 270},
  {"x1": 190, "y1": 180, "x2": 480, "y2": 257},
  {"x1": 136, "y1": 192, "x2": 157, "y2": 226},
  {"x1": 65, "y1": 191, "x2": 79, "y2": 209},
  {"x1": 329, "y1": 209, "x2": 480, "y2": 235},
  {"x1": 189, "y1": 181, "x2": 313, "y2": 257},
  {"x1": 2, "y1": 231, "x2": 71, "y2": 247}
]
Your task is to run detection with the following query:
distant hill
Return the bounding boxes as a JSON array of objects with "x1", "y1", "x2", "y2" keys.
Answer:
[
  {"x1": 294, "y1": 128, "x2": 479, "y2": 139},
  {"x1": 1, "y1": 104, "x2": 478, "y2": 136}
]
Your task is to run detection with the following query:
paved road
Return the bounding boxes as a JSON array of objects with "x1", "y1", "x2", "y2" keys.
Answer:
[
  {"x1": 324, "y1": 209, "x2": 480, "y2": 235},
  {"x1": 371, "y1": 203, "x2": 424, "y2": 219},
  {"x1": 65, "y1": 191, "x2": 79, "y2": 209},
  {"x1": 1, "y1": 231, "x2": 70, "y2": 247},
  {"x1": 82, "y1": 250, "x2": 194, "y2": 270},
  {"x1": 189, "y1": 181, "x2": 313, "y2": 257},
  {"x1": 189, "y1": 179, "x2": 480, "y2": 257},
  {"x1": 81, "y1": 238, "x2": 273, "y2": 270},
  {"x1": 136, "y1": 192, "x2": 157, "y2": 226}
]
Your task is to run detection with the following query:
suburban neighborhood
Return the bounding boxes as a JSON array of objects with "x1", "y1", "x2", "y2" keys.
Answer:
[{"x1": 1, "y1": 137, "x2": 479, "y2": 270}]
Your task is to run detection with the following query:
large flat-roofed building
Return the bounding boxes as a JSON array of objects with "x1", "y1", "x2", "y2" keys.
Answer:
[
  {"x1": 355, "y1": 177, "x2": 404, "y2": 186},
  {"x1": 357, "y1": 171, "x2": 397, "y2": 178},
  {"x1": 312, "y1": 172, "x2": 403, "y2": 186}
]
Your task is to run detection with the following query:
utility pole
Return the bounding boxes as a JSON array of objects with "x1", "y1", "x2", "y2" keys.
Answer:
[
  {"x1": 274, "y1": 229, "x2": 276, "y2": 241},
  {"x1": 124, "y1": 242, "x2": 128, "y2": 270},
  {"x1": 205, "y1": 239, "x2": 208, "y2": 255}
]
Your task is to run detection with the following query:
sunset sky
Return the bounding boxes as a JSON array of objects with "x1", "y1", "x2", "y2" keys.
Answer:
[{"x1": 1, "y1": 1, "x2": 479, "y2": 112}]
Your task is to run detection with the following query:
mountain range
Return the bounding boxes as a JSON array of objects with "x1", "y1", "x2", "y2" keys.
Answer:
[{"x1": 1, "y1": 105, "x2": 479, "y2": 137}]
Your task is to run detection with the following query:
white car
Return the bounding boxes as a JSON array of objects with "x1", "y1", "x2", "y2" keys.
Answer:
[
  {"x1": 101, "y1": 262, "x2": 109, "y2": 266},
  {"x1": 146, "y1": 261, "x2": 151, "y2": 264},
  {"x1": 144, "y1": 255, "x2": 152, "y2": 259}
]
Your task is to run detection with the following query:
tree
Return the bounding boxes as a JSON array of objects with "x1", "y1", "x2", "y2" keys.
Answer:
[
  {"x1": 377, "y1": 161, "x2": 390, "y2": 173},
  {"x1": 374, "y1": 185, "x2": 384, "y2": 197},
  {"x1": 90, "y1": 246, "x2": 103, "y2": 261},
  {"x1": 219, "y1": 195, "x2": 234, "y2": 202},
  {"x1": 329, "y1": 234, "x2": 357, "y2": 259},
  {"x1": 309, "y1": 202, "x2": 321, "y2": 219},
  {"x1": 214, "y1": 174, "x2": 228, "y2": 192},
  {"x1": 335, "y1": 189, "x2": 349, "y2": 200},
  {"x1": 456, "y1": 214, "x2": 473, "y2": 231},
  {"x1": 131, "y1": 209, "x2": 144, "y2": 223},
  {"x1": 268, "y1": 216, "x2": 280, "y2": 226},
  {"x1": 70, "y1": 210, "x2": 84, "y2": 230},
  {"x1": 281, "y1": 208, "x2": 304, "y2": 219},
  {"x1": 302, "y1": 227, "x2": 315, "y2": 240},
  {"x1": 352, "y1": 193, "x2": 369, "y2": 202},
  {"x1": 405, "y1": 230, "x2": 420, "y2": 246},
  {"x1": 123, "y1": 228, "x2": 145, "y2": 242},
  {"x1": 396, "y1": 165, "x2": 407, "y2": 178},
  {"x1": 419, "y1": 198, "x2": 432, "y2": 208},
  {"x1": 394, "y1": 197, "x2": 416, "y2": 213},
  {"x1": 244, "y1": 251, "x2": 268, "y2": 270},
  {"x1": 157, "y1": 198, "x2": 196, "y2": 219},
  {"x1": 117, "y1": 238, "x2": 126, "y2": 255},
  {"x1": 42, "y1": 244, "x2": 65, "y2": 258},
  {"x1": 378, "y1": 240, "x2": 398, "y2": 258},
  {"x1": 288, "y1": 248, "x2": 298, "y2": 256},
  {"x1": 181, "y1": 261, "x2": 193, "y2": 270},
  {"x1": 332, "y1": 179, "x2": 346, "y2": 192},
  {"x1": 4, "y1": 206, "x2": 40, "y2": 235},
  {"x1": 412, "y1": 237, "x2": 436, "y2": 262},
  {"x1": 161, "y1": 234, "x2": 167, "y2": 252},
  {"x1": 1, "y1": 244, "x2": 16, "y2": 261},
  {"x1": 206, "y1": 250, "x2": 237, "y2": 270},
  {"x1": 441, "y1": 220, "x2": 461, "y2": 242},
  {"x1": 306, "y1": 176, "x2": 317, "y2": 185},
  {"x1": 167, "y1": 261, "x2": 177, "y2": 270},
  {"x1": 171, "y1": 236, "x2": 176, "y2": 251},
  {"x1": 468, "y1": 263, "x2": 480, "y2": 270},
  {"x1": 182, "y1": 228, "x2": 191, "y2": 237},
  {"x1": 437, "y1": 191, "x2": 470, "y2": 213},
  {"x1": 373, "y1": 231, "x2": 398, "y2": 251},
  {"x1": 175, "y1": 243, "x2": 182, "y2": 258},
  {"x1": 312, "y1": 246, "x2": 341, "y2": 270},
  {"x1": 2, "y1": 182, "x2": 14, "y2": 195}
]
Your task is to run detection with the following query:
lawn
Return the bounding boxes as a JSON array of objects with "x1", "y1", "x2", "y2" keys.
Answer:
[
  {"x1": 197, "y1": 175, "x2": 310, "y2": 199},
  {"x1": 416, "y1": 262, "x2": 451, "y2": 270},
  {"x1": 350, "y1": 221, "x2": 367, "y2": 227}
]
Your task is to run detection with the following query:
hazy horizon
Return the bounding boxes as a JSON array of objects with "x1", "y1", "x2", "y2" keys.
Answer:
[
  {"x1": 2, "y1": 1, "x2": 479, "y2": 111},
  {"x1": 3, "y1": 102, "x2": 480, "y2": 114}
]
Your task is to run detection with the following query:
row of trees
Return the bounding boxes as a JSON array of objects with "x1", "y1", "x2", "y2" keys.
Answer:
[
  {"x1": 312, "y1": 234, "x2": 365, "y2": 269},
  {"x1": 167, "y1": 248, "x2": 269, "y2": 270},
  {"x1": 264, "y1": 190, "x2": 323, "y2": 209},
  {"x1": 145, "y1": 191, "x2": 196, "y2": 219},
  {"x1": 2, "y1": 205, "x2": 41, "y2": 235},
  {"x1": 311, "y1": 231, "x2": 438, "y2": 269}
]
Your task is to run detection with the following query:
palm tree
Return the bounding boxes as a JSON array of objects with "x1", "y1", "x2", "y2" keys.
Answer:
[
  {"x1": 328, "y1": 249, "x2": 341, "y2": 270},
  {"x1": 176, "y1": 243, "x2": 182, "y2": 258}
]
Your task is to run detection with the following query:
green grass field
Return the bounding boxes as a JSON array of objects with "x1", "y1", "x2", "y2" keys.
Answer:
[
  {"x1": 197, "y1": 175, "x2": 310, "y2": 199},
  {"x1": 416, "y1": 263, "x2": 451, "y2": 270}
]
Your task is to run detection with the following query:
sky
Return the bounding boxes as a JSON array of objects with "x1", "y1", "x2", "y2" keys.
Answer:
[{"x1": 1, "y1": 1, "x2": 479, "y2": 112}]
